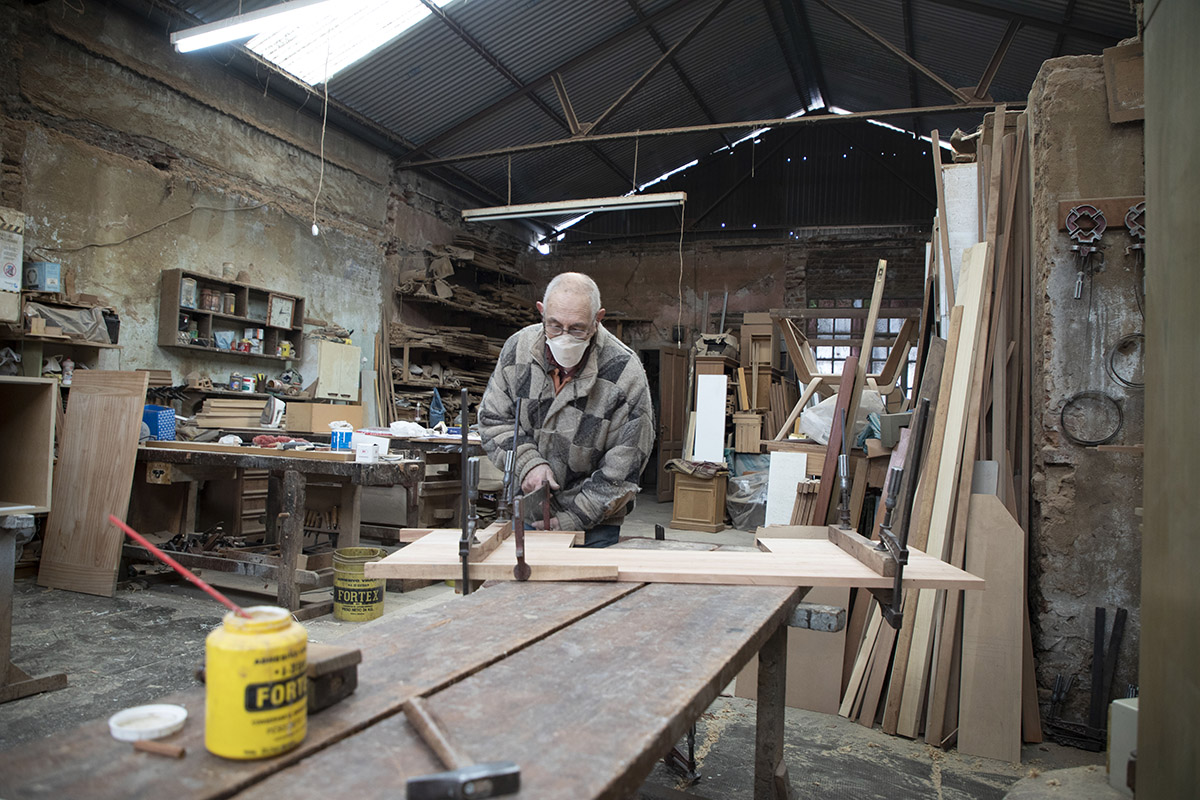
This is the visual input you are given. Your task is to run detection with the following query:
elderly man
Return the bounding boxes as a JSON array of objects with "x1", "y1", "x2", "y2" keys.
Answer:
[{"x1": 478, "y1": 272, "x2": 655, "y2": 548}]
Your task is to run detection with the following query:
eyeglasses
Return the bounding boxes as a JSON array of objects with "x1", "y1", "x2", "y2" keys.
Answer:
[{"x1": 544, "y1": 321, "x2": 593, "y2": 340}]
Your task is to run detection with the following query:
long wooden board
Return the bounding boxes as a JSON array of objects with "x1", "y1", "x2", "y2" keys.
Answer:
[
  {"x1": 366, "y1": 531, "x2": 984, "y2": 590},
  {"x1": 957, "y1": 494, "x2": 1024, "y2": 762},
  {"x1": 896, "y1": 243, "x2": 990, "y2": 738},
  {"x1": 142, "y1": 440, "x2": 355, "y2": 462},
  {"x1": 37, "y1": 370, "x2": 149, "y2": 597}
]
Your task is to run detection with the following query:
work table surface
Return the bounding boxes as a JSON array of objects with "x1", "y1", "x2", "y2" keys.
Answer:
[{"x1": 0, "y1": 580, "x2": 801, "y2": 799}]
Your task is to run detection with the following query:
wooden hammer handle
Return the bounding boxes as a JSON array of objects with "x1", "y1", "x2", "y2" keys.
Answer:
[{"x1": 402, "y1": 697, "x2": 467, "y2": 770}]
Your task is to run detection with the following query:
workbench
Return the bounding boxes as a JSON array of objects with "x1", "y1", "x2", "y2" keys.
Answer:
[
  {"x1": 131, "y1": 444, "x2": 422, "y2": 609},
  {"x1": 0, "y1": 580, "x2": 805, "y2": 799}
]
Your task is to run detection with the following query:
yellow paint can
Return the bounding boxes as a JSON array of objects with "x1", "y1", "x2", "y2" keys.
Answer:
[
  {"x1": 205, "y1": 605, "x2": 307, "y2": 760},
  {"x1": 333, "y1": 547, "x2": 386, "y2": 622}
]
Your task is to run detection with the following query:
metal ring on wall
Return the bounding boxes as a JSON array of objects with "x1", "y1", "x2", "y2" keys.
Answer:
[
  {"x1": 1060, "y1": 391, "x2": 1124, "y2": 447},
  {"x1": 1107, "y1": 332, "x2": 1145, "y2": 390}
]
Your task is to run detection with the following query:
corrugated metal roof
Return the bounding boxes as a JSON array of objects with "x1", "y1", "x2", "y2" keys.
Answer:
[{"x1": 162, "y1": 0, "x2": 1137, "y2": 237}]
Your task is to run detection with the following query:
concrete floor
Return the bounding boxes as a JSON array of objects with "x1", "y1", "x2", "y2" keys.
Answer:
[{"x1": 1, "y1": 498, "x2": 1112, "y2": 799}]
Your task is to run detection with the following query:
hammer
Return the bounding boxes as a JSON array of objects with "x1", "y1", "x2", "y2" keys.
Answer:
[{"x1": 403, "y1": 697, "x2": 520, "y2": 800}]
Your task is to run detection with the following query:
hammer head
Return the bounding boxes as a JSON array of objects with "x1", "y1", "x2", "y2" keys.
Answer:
[{"x1": 406, "y1": 761, "x2": 520, "y2": 800}]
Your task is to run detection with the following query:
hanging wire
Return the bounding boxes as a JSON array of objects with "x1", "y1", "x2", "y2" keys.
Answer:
[
  {"x1": 676, "y1": 198, "x2": 686, "y2": 344},
  {"x1": 311, "y1": 41, "x2": 331, "y2": 236}
]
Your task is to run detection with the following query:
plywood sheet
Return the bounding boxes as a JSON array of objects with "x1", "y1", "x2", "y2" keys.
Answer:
[
  {"x1": 366, "y1": 531, "x2": 984, "y2": 590},
  {"x1": 143, "y1": 440, "x2": 355, "y2": 462},
  {"x1": 957, "y1": 494, "x2": 1024, "y2": 762},
  {"x1": 38, "y1": 370, "x2": 150, "y2": 597},
  {"x1": 764, "y1": 451, "x2": 809, "y2": 526},
  {"x1": 693, "y1": 374, "x2": 727, "y2": 462}
]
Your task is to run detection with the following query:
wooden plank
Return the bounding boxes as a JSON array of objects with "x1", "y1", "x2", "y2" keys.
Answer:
[
  {"x1": 37, "y1": 370, "x2": 149, "y2": 597},
  {"x1": 931, "y1": 131, "x2": 955, "y2": 308},
  {"x1": 773, "y1": 376, "x2": 824, "y2": 441},
  {"x1": 957, "y1": 494, "x2": 1024, "y2": 763},
  {"x1": 144, "y1": 440, "x2": 355, "y2": 462},
  {"x1": 898, "y1": 244, "x2": 990, "y2": 738},
  {"x1": 827, "y1": 260, "x2": 888, "y2": 525},
  {"x1": 827, "y1": 526, "x2": 896, "y2": 577},
  {"x1": 367, "y1": 530, "x2": 985, "y2": 590},
  {"x1": 1055, "y1": 195, "x2": 1144, "y2": 230},
  {"x1": 928, "y1": 115, "x2": 1008, "y2": 744},
  {"x1": 882, "y1": 317, "x2": 958, "y2": 736},
  {"x1": 839, "y1": 601, "x2": 881, "y2": 717},
  {"x1": 237, "y1": 583, "x2": 801, "y2": 800},
  {"x1": 0, "y1": 582, "x2": 640, "y2": 800},
  {"x1": 812, "y1": 356, "x2": 859, "y2": 524}
]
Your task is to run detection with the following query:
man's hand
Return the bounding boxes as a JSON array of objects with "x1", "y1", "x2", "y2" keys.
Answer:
[
  {"x1": 522, "y1": 464, "x2": 560, "y2": 495},
  {"x1": 531, "y1": 516, "x2": 560, "y2": 531}
]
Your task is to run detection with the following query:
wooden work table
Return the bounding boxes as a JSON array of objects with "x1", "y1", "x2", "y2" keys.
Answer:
[
  {"x1": 0, "y1": 580, "x2": 804, "y2": 800},
  {"x1": 133, "y1": 444, "x2": 422, "y2": 609}
]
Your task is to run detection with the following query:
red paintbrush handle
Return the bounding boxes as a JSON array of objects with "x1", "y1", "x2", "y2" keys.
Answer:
[{"x1": 108, "y1": 515, "x2": 250, "y2": 618}]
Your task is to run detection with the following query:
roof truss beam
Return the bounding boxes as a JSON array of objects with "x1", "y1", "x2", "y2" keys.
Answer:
[
  {"x1": 625, "y1": 0, "x2": 733, "y2": 149},
  {"x1": 401, "y1": 0, "x2": 701, "y2": 163},
  {"x1": 416, "y1": 0, "x2": 635, "y2": 187},
  {"x1": 781, "y1": 0, "x2": 831, "y2": 108},
  {"x1": 588, "y1": 0, "x2": 734, "y2": 136},
  {"x1": 550, "y1": 72, "x2": 583, "y2": 136},
  {"x1": 405, "y1": 100, "x2": 1017, "y2": 168},
  {"x1": 972, "y1": 19, "x2": 1022, "y2": 100},
  {"x1": 761, "y1": 0, "x2": 811, "y2": 106},
  {"x1": 814, "y1": 0, "x2": 972, "y2": 104}
]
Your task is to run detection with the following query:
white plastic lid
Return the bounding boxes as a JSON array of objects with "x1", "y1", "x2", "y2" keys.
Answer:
[{"x1": 107, "y1": 704, "x2": 188, "y2": 741}]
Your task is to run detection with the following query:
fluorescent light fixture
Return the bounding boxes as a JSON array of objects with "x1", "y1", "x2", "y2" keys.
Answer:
[
  {"x1": 462, "y1": 192, "x2": 687, "y2": 223},
  {"x1": 171, "y1": 0, "x2": 338, "y2": 53}
]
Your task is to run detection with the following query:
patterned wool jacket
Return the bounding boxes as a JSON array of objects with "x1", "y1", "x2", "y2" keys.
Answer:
[{"x1": 478, "y1": 322, "x2": 655, "y2": 532}]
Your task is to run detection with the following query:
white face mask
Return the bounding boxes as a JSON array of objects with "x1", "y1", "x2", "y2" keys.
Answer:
[{"x1": 546, "y1": 333, "x2": 590, "y2": 368}]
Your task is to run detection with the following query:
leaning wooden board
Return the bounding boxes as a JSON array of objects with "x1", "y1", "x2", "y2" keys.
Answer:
[
  {"x1": 365, "y1": 530, "x2": 984, "y2": 590},
  {"x1": 37, "y1": 370, "x2": 149, "y2": 597}
]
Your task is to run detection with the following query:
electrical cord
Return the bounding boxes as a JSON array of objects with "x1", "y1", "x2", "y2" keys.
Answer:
[{"x1": 30, "y1": 202, "x2": 269, "y2": 259}]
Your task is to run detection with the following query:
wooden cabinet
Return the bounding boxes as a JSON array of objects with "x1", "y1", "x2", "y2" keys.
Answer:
[
  {"x1": 315, "y1": 340, "x2": 361, "y2": 401},
  {"x1": 0, "y1": 376, "x2": 56, "y2": 514},
  {"x1": 669, "y1": 472, "x2": 727, "y2": 533},
  {"x1": 158, "y1": 268, "x2": 304, "y2": 362}
]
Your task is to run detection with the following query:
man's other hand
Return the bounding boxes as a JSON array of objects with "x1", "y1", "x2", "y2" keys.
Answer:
[
  {"x1": 531, "y1": 516, "x2": 560, "y2": 531},
  {"x1": 522, "y1": 464, "x2": 560, "y2": 495}
]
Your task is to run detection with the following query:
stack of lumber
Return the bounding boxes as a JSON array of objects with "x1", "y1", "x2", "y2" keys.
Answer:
[
  {"x1": 448, "y1": 234, "x2": 526, "y2": 281},
  {"x1": 136, "y1": 369, "x2": 172, "y2": 387},
  {"x1": 195, "y1": 398, "x2": 264, "y2": 429},
  {"x1": 398, "y1": 279, "x2": 538, "y2": 325},
  {"x1": 389, "y1": 321, "x2": 504, "y2": 362},
  {"x1": 832, "y1": 107, "x2": 1037, "y2": 763}
]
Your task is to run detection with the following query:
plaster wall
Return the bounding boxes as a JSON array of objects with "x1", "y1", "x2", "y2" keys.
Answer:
[
  {"x1": 1027, "y1": 55, "x2": 1145, "y2": 719},
  {"x1": 0, "y1": 1, "x2": 487, "y2": 388}
]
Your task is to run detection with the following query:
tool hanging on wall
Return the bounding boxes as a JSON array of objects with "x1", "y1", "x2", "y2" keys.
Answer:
[
  {"x1": 1125, "y1": 200, "x2": 1146, "y2": 319},
  {"x1": 1065, "y1": 203, "x2": 1106, "y2": 301}
]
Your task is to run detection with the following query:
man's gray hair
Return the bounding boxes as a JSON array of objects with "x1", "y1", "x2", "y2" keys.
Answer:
[{"x1": 543, "y1": 272, "x2": 601, "y2": 316}]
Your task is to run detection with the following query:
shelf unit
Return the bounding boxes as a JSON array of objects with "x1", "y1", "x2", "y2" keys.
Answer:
[
  {"x1": 158, "y1": 269, "x2": 304, "y2": 362},
  {"x1": 0, "y1": 291, "x2": 123, "y2": 379},
  {"x1": 389, "y1": 237, "x2": 535, "y2": 424}
]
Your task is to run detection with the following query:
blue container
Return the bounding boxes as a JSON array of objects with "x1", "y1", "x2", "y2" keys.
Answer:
[
  {"x1": 142, "y1": 405, "x2": 175, "y2": 441},
  {"x1": 331, "y1": 430, "x2": 352, "y2": 450}
]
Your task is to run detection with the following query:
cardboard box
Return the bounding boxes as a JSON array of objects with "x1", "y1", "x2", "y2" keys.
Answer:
[
  {"x1": 0, "y1": 207, "x2": 24, "y2": 293},
  {"x1": 23, "y1": 261, "x2": 60, "y2": 292},
  {"x1": 285, "y1": 402, "x2": 363, "y2": 433}
]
